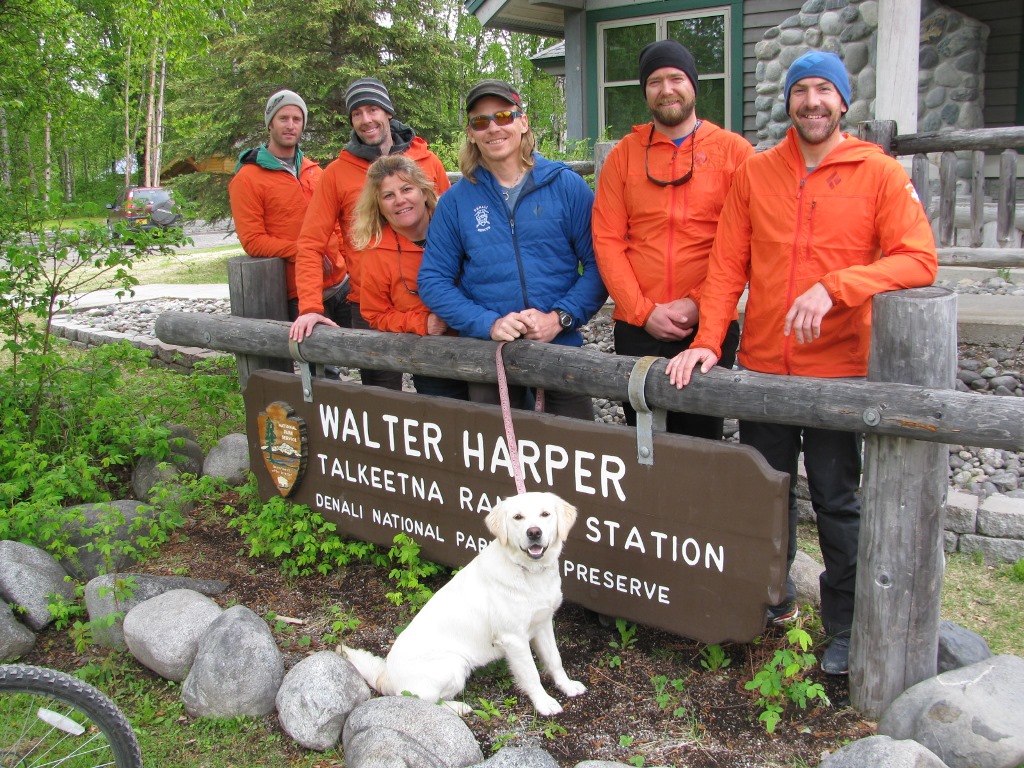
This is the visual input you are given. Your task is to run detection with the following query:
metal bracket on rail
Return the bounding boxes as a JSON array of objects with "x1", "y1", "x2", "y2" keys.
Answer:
[
  {"x1": 627, "y1": 356, "x2": 666, "y2": 466},
  {"x1": 288, "y1": 339, "x2": 321, "y2": 403}
]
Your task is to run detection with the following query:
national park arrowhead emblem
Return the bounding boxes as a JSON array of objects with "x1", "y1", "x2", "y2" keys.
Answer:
[{"x1": 257, "y1": 401, "x2": 306, "y2": 496}]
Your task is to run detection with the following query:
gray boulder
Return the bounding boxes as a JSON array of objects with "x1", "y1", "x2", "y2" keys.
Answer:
[
  {"x1": 342, "y1": 696, "x2": 484, "y2": 768},
  {"x1": 132, "y1": 436, "x2": 203, "y2": 503},
  {"x1": 0, "y1": 599, "x2": 35, "y2": 661},
  {"x1": 181, "y1": 605, "x2": 283, "y2": 718},
  {"x1": 203, "y1": 433, "x2": 251, "y2": 486},
  {"x1": 276, "y1": 651, "x2": 371, "y2": 751},
  {"x1": 0, "y1": 540, "x2": 74, "y2": 630},
  {"x1": 877, "y1": 655, "x2": 1024, "y2": 768},
  {"x1": 86, "y1": 574, "x2": 229, "y2": 651},
  {"x1": 123, "y1": 589, "x2": 222, "y2": 681},
  {"x1": 818, "y1": 735, "x2": 949, "y2": 767},
  {"x1": 131, "y1": 456, "x2": 180, "y2": 502},
  {"x1": 791, "y1": 550, "x2": 824, "y2": 609},
  {"x1": 937, "y1": 620, "x2": 992, "y2": 673},
  {"x1": 57, "y1": 501, "x2": 158, "y2": 580},
  {"x1": 470, "y1": 747, "x2": 559, "y2": 767}
]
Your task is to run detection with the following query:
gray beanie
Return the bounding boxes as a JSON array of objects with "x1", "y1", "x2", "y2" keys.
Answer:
[
  {"x1": 265, "y1": 90, "x2": 307, "y2": 129},
  {"x1": 345, "y1": 78, "x2": 397, "y2": 118}
]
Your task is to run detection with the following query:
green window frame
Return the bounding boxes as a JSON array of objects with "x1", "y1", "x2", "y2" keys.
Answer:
[{"x1": 597, "y1": 6, "x2": 731, "y2": 141}]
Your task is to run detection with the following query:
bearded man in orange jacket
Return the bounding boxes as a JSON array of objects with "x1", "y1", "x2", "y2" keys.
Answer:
[
  {"x1": 289, "y1": 78, "x2": 450, "y2": 391},
  {"x1": 229, "y1": 90, "x2": 348, "y2": 325},
  {"x1": 593, "y1": 39, "x2": 754, "y2": 440},
  {"x1": 666, "y1": 51, "x2": 938, "y2": 675}
]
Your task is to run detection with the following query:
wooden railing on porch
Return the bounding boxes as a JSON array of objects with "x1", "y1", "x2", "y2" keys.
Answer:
[{"x1": 860, "y1": 122, "x2": 1024, "y2": 267}]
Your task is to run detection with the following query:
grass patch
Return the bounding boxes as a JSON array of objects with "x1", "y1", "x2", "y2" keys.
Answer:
[
  {"x1": 941, "y1": 553, "x2": 1024, "y2": 655},
  {"x1": 74, "y1": 248, "x2": 239, "y2": 290},
  {"x1": 131, "y1": 249, "x2": 239, "y2": 284},
  {"x1": 80, "y1": 658, "x2": 336, "y2": 768},
  {"x1": 798, "y1": 522, "x2": 1024, "y2": 657}
]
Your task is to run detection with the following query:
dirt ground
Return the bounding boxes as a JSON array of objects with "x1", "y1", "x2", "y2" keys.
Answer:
[{"x1": 23, "y1": 494, "x2": 873, "y2": 768}]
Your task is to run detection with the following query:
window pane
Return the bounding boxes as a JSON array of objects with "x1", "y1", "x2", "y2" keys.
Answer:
[
  {"x1": 604, "y1": 85, "x2": 650, "y2": 141},
  {"x1": 604, "y1": 24, "x2": 656, "y2": 82},
  {"x1": 696, "y1": 78, "x2": 725, "y2": 127},
  {"x1": 668, "y1": 15, "x2": 725, "y2": 73}
]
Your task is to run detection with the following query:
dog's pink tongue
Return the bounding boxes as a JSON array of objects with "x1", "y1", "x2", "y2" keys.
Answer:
[{"x1": 529, "y1": 544, "x2": 544, "y2": 557}]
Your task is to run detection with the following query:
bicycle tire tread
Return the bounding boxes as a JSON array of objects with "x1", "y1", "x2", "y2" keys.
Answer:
[{"x1": 0, "y1": 663, "x2": 143, "y2": 768}]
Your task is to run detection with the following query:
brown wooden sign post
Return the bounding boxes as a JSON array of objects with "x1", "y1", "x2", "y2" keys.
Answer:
[{"x1": 243, "y1": 371, "x2": 790, "y2": 644}]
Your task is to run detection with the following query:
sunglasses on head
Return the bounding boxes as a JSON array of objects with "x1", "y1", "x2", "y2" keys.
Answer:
[{"x1": 468, "y1": 110, "x2": 523, "y2": 131}]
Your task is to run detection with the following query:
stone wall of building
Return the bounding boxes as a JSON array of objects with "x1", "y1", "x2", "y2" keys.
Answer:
[{"x1": 754, "y1": 0, "x2": 989, "y2": 150}]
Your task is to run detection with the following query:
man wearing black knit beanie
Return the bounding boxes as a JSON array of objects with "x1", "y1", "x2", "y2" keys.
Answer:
[
  {"x1": 593, "y1": 39, "x2": 754, "y2": 439},
  {"x1": 290, "y1": 77, "x2": 450, "y2": 391}
]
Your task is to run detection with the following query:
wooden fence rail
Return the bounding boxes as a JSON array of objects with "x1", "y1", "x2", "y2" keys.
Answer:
[
  {"x1": 154, "y1": 306, "x2": 1024, "y2": 451},
  {"x1": 861, "y1": 123, "x2": 1023, "y2": 253}
]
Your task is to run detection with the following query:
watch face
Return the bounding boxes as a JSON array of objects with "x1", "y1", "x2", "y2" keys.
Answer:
[{"x1": 558, "y1": 311, "x2": 573, "y2": 328}]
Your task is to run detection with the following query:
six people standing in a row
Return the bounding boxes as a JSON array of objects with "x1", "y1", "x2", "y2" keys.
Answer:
[{"x1": 228, "y1": 47, "x2": 939, "y2": 677}]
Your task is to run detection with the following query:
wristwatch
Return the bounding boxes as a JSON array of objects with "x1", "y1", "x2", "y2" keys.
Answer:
[{"x1": 554, "y1": 309, "x2": 574, "y2": 330}]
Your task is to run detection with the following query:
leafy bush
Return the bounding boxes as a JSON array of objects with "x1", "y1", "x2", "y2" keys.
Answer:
[
  {"x1": 744, "y1": 627, "x2": 830, "y2": 733},
  {"x1": 0, "y1": 191, "x2": 239, "y2": 563}
]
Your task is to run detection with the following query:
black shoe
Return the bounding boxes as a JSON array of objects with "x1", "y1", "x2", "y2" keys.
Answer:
[
  {"x1": 821, "y1": 636, "x2": 850, "y2": 675},
  {"x1": 766, "y1": 600, "x2": 799, "y2": 626}
]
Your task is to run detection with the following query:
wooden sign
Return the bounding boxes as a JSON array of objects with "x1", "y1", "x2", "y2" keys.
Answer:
[{"x1": 244, "y1": 371, "x2": 790, "y2": 643}]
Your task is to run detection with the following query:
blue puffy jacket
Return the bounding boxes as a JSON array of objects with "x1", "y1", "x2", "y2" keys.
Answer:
[{"x1": 418, "y1": 154, "x2": 607, "y2": 346}]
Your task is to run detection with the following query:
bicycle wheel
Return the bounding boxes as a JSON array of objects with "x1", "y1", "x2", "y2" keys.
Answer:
[{"x1": 0, "y1": 664, "x2": 142, "y2": 768}]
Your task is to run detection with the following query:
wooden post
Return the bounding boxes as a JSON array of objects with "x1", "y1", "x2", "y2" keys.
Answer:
[
  {"x1": 938, "y1": 152, "x2": 957, "y2": 247},
  {"x1": 227, "y1": 255, "x2": 292, "y2": 388},
  {"x1": 911, "y1": 153, "x2": 931, "y2": 214},
  {"x1": 859, "y1": 120, "x2": 897, "y2": 157},
  {"x1": 998, "y1": 149, "x2": 1018, "y2": 247},
  {"x1": 594, "y1": 141, "x2": 616, "y2": 181},
  {"x1": 970, "y1": 150, "x2": 984, "y2": 247},
  {"x1": 851, "y1": 286, "x2": 957, "y2": 719}
]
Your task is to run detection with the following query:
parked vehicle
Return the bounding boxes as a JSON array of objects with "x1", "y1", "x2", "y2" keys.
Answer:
[{"x1": 106, "y1": 186, "x2": 183, "y2": 232}]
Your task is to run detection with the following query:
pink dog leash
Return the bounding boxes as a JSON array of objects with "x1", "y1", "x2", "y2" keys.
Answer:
[{"x1": 496, "y1": 342, "x2": 544, "y2": 495}]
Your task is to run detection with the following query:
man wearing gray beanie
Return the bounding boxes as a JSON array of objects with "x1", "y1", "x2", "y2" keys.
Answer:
[
  {"x1": 230, "y1": 89, "x2": 350, "y2": 338},
  {"x1": 290, "y1": 75, "x2": 450, "y2": 391},
  {"x1": 593, "y1": 38, "x2": 753, "y2": 442},
  {"x1": 666, "y1": 49, "x2": 938, "y2": 676}
]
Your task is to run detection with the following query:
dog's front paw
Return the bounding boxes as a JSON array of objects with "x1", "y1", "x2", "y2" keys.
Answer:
[
  {"x1": 531, "y1": 693, "x2": 564, "y2": 716},
  {"x1": 559, "y1": 679, "x2": 587, "y2": 698},
  {"x1": 442, "y1": 700, "x2": 474, "y2": 717}
]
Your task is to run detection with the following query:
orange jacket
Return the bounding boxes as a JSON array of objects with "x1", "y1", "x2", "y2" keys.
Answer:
[
  {"x1": 592, "y1": 121, "x2": 754, "y2": 327},
  {"x1": 693, "y1": 128, "x2": 938, "y2": 377},
  {"x1": 295, "y1": 136, "x2": 449, "y2": 316},
  {"x1": 358, "y1": 225, "x2": 435, "y2": 334},
  {"x1": 228, "y1": 149, "x2": 343, "y2": 299}
]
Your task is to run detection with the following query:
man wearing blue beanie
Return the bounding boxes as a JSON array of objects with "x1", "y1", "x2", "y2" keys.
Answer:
[{"x1": 666, "y1": 48, "x2": 938, "y2": 676}]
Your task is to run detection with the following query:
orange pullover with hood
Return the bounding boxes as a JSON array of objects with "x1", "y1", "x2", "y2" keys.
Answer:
[{"x1": 692, "y1": 128, "x2": 938, "y2": 377}]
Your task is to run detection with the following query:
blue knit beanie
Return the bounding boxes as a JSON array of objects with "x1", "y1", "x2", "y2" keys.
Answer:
[{"x1": 784, "y1": 51, "x2": 851, "y2": 112}]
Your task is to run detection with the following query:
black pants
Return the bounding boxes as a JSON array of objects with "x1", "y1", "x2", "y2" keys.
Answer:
[
  {"x1": 466, "y1": 383, "x2": 593, "y2": 421},
  {"x1": 739, "y1": 420, "x2": 862, "y2": 638},
  {"x1": 351, "y1": 302, "x2": 404, "y2": 392},
  {"x1": 414, "y1": 374, "x2": 468, "y2": 400},
  {"x1": 614, "y1": 320, "x2": 740, "y2": 439},
  {"x1": 287, "y1": 290, "x2": 352, "y2": 326}
]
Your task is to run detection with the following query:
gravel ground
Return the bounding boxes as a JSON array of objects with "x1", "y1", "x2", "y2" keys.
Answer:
[{"x1": 69, "y1": 275, "x2": 1024, "y2": 499}]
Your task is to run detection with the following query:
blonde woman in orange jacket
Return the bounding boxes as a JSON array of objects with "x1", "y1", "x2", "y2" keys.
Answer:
[{"x1": 349, "y1": 155, "x2": 467, "y2": 399}]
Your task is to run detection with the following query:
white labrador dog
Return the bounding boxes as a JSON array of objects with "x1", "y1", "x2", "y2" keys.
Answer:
[{"x1": 341, "y1": 491, "x2": 586, "y2": 716}]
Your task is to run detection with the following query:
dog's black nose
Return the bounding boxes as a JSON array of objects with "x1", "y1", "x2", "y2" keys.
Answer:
[{"x1": 527, "y1": 527, "x2": 542, "y2": 541}]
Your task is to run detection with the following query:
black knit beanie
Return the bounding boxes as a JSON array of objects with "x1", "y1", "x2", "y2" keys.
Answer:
[{"x1": 638, "y1": 40, "x2": 699, "y2": 95}]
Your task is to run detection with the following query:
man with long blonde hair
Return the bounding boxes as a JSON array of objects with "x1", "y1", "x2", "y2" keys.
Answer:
[{"x1": 418, "y1": 79, "x2": 607, "y2": 419}]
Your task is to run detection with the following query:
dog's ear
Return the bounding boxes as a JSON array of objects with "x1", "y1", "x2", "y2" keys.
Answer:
[
  {"x1": 556, "y1": 497, "x2": 577, "y2": 544},
  {"x1": 485, "y1": 498, "x2": 509, "y2": 545}
]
